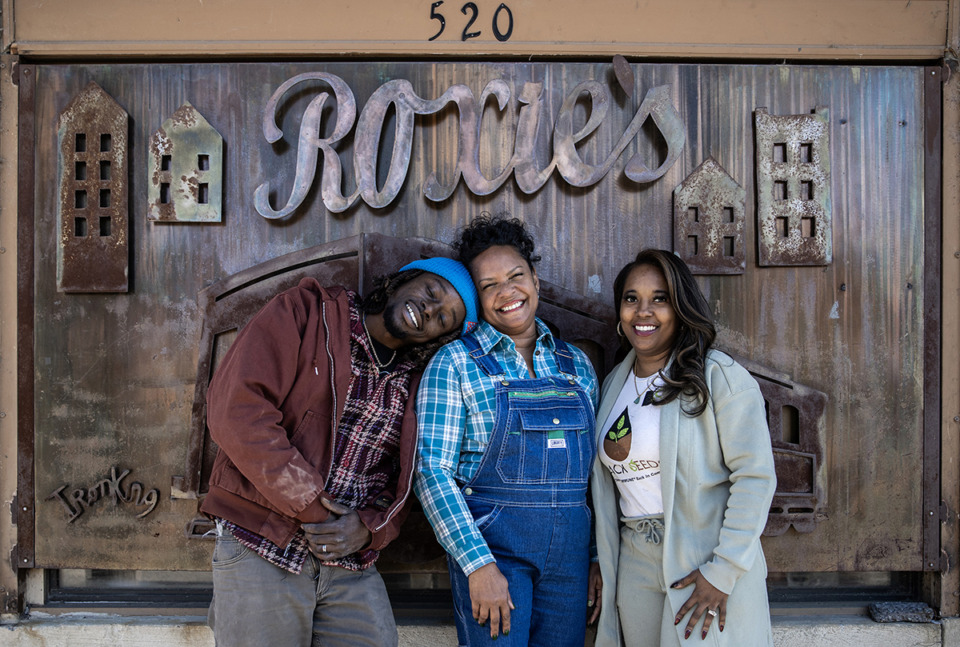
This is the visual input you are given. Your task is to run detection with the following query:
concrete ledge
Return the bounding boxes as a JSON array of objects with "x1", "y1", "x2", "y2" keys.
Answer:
[
  {"x1": 943, "y1": 617, "x2": 960, "y2": 645},
  {"x1": 772, "y1": 615, "x2": 942, "y2": 647},
  {"x1": 1, "y1": 612, "x2": 458, "y2": 646},
  {"x1": 0, "y1": 612, "x2": 950, "y2": 646}
]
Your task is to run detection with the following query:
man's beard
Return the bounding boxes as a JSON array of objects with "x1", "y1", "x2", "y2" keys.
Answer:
[{"x1": 381, "y1": 301, "x2": 408, "y2": 340}]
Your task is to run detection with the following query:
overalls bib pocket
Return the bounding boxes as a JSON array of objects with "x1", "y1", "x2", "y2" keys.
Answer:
[{"x1": 497, "y1": 403, "x2": 589, "y2": 485}]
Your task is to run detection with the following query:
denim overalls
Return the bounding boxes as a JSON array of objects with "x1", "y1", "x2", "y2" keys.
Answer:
[{"x1": 449, "y1": 335, "x2": 596, "y2": 647}]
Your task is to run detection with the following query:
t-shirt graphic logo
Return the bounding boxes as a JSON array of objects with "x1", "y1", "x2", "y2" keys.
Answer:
[{"x1": 603, "y1": 407, "x2": 632, "y2": 461}]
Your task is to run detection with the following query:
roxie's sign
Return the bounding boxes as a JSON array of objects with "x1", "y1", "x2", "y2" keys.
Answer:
[{"x1": 254, "y1": 72, "x2": 686, "y2": 218}]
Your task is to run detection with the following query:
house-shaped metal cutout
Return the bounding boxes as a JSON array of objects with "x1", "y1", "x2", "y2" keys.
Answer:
[
  {"x1": 56, "y1": 82, "x2": 129, "y2": 292},
  {"x1": 755, "y1": 106, "x2": 832, "y2": 266},
  {"x1": 147, "y1": 103, "x2": 223, "y2": 223},
  {"x1": 673, "y1": 157, "x2": 746, "y2": 274}
]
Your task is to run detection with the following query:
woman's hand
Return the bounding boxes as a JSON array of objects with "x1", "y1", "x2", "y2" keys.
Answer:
[
  {"x1": 468, "y1": 562, "x2": 514, "y2": 639},
  {"x1": 671, "y1": 569, "x2": 728, "y2": 640},
  {"x1": 587, "y1": 562, "x2": 603, "y2": 624}
]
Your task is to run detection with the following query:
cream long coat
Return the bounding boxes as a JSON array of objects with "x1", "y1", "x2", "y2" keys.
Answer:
[{"x1": 590, "y1": 349, "x2": 776, "y2": 646}]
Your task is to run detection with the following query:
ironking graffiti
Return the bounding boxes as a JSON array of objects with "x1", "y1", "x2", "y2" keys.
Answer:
[
  {"x1": 46, "y1": 466, "x2": 159, "y2": 523},
  {"x1": 254, "y1": 72, "x2": 686, "y2": 218}
]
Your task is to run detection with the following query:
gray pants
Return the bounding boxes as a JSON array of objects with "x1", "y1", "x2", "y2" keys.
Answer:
[
  {"x1": 616, "y1": 517, "x2": 774, "y2": 647},
  {"x1": 209, "y1": 534, "x2": 398, "y2": 647},
  {"x1": 617, "y1": 517, "x2": 684, "y2": 647}
]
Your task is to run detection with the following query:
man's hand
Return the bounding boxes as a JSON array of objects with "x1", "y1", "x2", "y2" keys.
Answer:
[
  {"x1": 468, "y1": 562, "x2": 514, "y2": 639},
  {"x1": 302, "y1": 497, "x2": 372, "y2": 561}
]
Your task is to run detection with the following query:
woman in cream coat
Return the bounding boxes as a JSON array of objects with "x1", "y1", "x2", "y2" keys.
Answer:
[{"x1": 590, "y1": 249, "x2": 776, "y2": 646}]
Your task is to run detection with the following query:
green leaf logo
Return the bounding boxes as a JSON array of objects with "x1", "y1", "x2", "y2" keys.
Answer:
[{"x1": 606, "y1": 408, "x2": 632, "y2": 442}]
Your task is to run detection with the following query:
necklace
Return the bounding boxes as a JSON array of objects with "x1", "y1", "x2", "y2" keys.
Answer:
[
  {"x1": 632, "y1": 361, "x2": 658, "y2": 405},
  {"x1": 362, "y1": 317, "x2": 397, "y2": 369}
]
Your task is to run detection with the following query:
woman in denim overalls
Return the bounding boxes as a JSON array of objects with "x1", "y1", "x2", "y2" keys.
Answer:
[{"x1": 415, "y1": 216, "x2": 600, "y2": 646}]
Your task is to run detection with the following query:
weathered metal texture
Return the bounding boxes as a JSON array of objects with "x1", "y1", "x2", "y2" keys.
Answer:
[
  {"x1": 17, "y1": 63, "x2": 38, "y2": 570},
  {"x1": 147, "y1": 102, "x2": 223, "y2": 223},
  {"x1": 734, "y1": 355, "x2": 828, "y2": 536},
  {"x1": 673, "y1": 157, "x2": 746, "y2": 274},
  {"x1": 612, "y1": 55, "x2": 635, "y2": 97},
  {"x1": 172, "y1": 232, "x2": 618, "y2": 567},
  {"x1": 755, "y1": 106, "x2": 832, "y2": 266},
  {"x1": 56, "y1": 82, "x2": 129, "y2": 292},
  {"x1": 25, "y1": 62, "x2": 929, "y2": 574},
  {"x1": 922, "y1": 66, "x2": 943, "y2": 572}
]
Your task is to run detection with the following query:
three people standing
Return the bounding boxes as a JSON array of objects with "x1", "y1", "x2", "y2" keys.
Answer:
[{"x1": 204, "y1": 216, "x2": 776, "y2": 647}]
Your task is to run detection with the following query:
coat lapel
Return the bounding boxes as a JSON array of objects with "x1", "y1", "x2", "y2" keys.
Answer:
[{"x1": 595, "y1": 351, "x2": 636, "y2": 447}]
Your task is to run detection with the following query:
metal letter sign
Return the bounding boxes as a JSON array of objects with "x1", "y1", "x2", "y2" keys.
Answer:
[{"x1": 254, "y1": 73, "x2": 686, "y2": 218}]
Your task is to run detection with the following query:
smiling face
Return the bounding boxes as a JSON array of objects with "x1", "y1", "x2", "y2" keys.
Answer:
[
  {"x1": 380, "y1": 273, "x2": 466, "y2": 347},
  {"x1": 619, "y1": 264, "x2": 679, "y2": 375},
  {"x1": 470, "y1": 244, "x2": 540, "y2": 340}
]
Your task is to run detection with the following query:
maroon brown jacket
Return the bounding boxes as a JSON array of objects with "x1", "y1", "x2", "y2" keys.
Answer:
[{"x1": 200, "y1": 278, "x2": 421, "y2": 550}]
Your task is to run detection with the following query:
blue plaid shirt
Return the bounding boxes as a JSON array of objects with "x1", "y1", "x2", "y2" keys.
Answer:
[{"x1": 414, "y1": 319, "x2": 599, "y2": 575}]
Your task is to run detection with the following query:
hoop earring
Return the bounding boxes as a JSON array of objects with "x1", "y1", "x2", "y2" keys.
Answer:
[{"x1": 616, "y1": 322, "x2": 624, "y2": 337}]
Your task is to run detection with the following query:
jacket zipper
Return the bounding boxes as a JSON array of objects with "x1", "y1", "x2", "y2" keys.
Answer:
[
  {"x1": 321, "y1": 301, "x2": 338, "y2": 432},
  {"x1": 374, "y1": 453, "x2": 415, "y2": 532}
]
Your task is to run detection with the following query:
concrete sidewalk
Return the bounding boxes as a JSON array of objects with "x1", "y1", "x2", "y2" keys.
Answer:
[{"x1": 0, "y1": 613, "x2": 955, "y2": 646}]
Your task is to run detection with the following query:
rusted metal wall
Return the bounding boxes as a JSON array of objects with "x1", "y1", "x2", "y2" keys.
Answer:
[{"x1": 23, "y1": 61, "x2": 928, "y2": 572}]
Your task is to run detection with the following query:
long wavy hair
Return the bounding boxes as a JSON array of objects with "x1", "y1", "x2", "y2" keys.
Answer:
[
  {"x1": 362, "y1": 269, "x2": 461, "y2": 369},
  {"x1": 613, "y1": 249, "x2": 716, "y2": 416}
]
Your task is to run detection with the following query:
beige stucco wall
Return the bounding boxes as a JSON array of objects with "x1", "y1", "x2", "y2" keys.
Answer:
[{"x1": 4, "y1": 0, "x2": 950, "y2": 60}]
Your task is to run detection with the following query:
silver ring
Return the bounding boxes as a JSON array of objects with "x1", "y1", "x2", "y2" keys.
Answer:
[
  {"x1": 321, "y1": 544, "x2": 327, "y2": 553},
  {"x1": 706, "y1": 608, "x2": 718, "y2": 617}
]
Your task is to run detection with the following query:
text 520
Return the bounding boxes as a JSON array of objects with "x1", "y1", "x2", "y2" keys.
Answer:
[{"x1": 428, "y1": 1, "x2": 514, "y2": 42}]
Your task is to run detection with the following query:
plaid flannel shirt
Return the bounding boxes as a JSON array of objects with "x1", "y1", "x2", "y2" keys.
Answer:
[{"x1": 225, "y1": 293, "x2": 414, "y2": 573}]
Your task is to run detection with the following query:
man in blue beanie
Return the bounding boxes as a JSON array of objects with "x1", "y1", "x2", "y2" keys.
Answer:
[{"x1": 202, "y1": 256, "x2": 479, "y2": 647}]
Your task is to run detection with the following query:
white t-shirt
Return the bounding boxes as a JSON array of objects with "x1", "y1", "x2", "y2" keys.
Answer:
[{"x1": 598, "y1": 372, "x2": 664, "y2": 518}]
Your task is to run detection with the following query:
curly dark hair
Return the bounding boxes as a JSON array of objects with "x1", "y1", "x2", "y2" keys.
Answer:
[
  {"x1": 453, "y1": 214, "x2": 541, "y2": 271},
  {"x1": 361, "y1": 269, "x2": 461, "y2": 369},
  {"x1": 612, "y1": 249, "x2": 716, "y2": 416}
]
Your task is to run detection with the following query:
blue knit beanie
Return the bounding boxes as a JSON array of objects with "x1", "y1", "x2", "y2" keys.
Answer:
[{"x1": 400, "y1": 257, "x2": 479, "y2": 335}]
